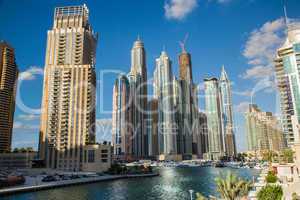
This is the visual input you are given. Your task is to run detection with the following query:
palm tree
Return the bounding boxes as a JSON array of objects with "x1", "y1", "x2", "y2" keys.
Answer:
[
  {"x1": 196, "y1": 193, "x2": 208, "y2": 200},
  {"x1": 215, "y1": 172, "x2": 252, "y2": 200}
]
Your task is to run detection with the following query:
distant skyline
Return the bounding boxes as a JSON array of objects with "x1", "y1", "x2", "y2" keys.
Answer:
[{"x1": 1, "y1": 0, "x2": 300, "y2": 152}]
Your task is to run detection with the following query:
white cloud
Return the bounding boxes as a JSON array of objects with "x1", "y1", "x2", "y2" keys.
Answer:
[
  {"x1": 13, "y1": 121, "x2": 39, "y2": 130},
  {"x1": 241, "y1": 18, "x2": 286, "y2": 80},
  {"x1": 209, "y1": 0, "x2": 232, "y2": 3},
  {"x1": 164, "y1": 0, "x2": 197, "y2": 20},
  {"x1": 18, "y1": 114, "x2": 40, "y2": 121},
  {"x1": 235, "y1": 101, "x2": 250, "y2": 113},
  {"x1": 233, "y1": 90, "x2": 252, "y2": 97},
  {"x1": 243, "y1": 18, "x2": 285, "y2": 64},
  {"x1": 240, "y1": 18, "x2": 286, "y2": 95},
  {"x1": 240, "y1": 65, "x2": 274, "y2": 80},
  {"x1": 19, "y1": 66, "x2": 43, "y2": 81}
]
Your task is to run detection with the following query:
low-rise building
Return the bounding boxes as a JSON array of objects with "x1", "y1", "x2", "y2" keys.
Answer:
[
  {"x1": 0, "y1": 152, "x2": 37, "y2": 169},
  {"x1": 81, "y1": 143, "x2": 112, "y2": 173}
]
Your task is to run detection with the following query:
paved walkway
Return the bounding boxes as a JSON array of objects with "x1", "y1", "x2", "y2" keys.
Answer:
[
  {"x1": 283, "y1": 181, "x2": 300, "y2": 200},
  {"x1": 0, "y1": 173, "x2": 159, "y2": 196}
]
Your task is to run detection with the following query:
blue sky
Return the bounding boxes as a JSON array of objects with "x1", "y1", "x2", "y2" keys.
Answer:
[{"x1": 1, "y1": 0, "x2": 299, "y2": 152}]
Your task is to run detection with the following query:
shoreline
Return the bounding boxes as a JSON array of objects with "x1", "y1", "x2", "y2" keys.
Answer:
[{"x1": 0, "y1": 173, "x2": 159, "y2": 197}]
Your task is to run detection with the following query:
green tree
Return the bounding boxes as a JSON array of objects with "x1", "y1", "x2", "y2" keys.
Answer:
[
  {"x1": 215, "y1": 172, "x2": 252, "y2": 200},
  {"x1": 282, "y1": 149, "x2": 294, "y2": 163},
  {"x1": 196, "y1": 193, "x2": 208, "y2": 200},
  {"x1": 257, "y1": 185, "x2": 283, "y2": 200},
  {"x1": 262, "y1": 150, "x2": 274, "y2": 163},
  {"x1": 292, "y1": 192, "x2": 300, "y2": 200}
]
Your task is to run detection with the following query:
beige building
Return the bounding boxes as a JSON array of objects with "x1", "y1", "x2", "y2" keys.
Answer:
[
  {"x1": 245, "y1": 104, "x2": 285, "y2": 153},
  {"x1": 0, "y1": 41, "x2": 18, "y2": 153},
  {"x1": 39, "y1": 5, "x2": 98, "y2": 171},
  {"x1": 0, "y1": 152, "x2": 37, "y2": 169},
  {"x1": 82, "y1": 143, "x2": 112, "y2": 173},
  {"x1": 274, "y1": 21, "x2": 300, "y2": 147}
]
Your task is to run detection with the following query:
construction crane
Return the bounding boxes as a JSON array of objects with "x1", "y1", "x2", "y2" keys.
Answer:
[{"x1": 179, "y1": 33, "x2": 189, "y2": 53}]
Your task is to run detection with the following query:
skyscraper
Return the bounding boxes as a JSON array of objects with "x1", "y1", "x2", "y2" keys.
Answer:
[
  {"x1": 204, "y1": 77, "x2": 224, "y2": 160},
  {"x1": 274, "y1": 20, "x2": 300, "y2": 147},
  {"x1": 39, "y1": 5, "x2": 98, "y2": 171},
  {"x1": 112, "y1": 75, "x2": 132, "y2": 160},
  {"x1": 177, "y1": 47, "x2": 194, "y2": 159},
  {"x1": 127, "y1": 37, "x2": 148, "y2": 158},
  {"x1": 219, "y1": 66, "x2": 236, "y2": 157},
  {"x1": 153, "y1": 51, "x2": 177, "y2": 160},
  {"x1": 0, "y1": 42, "x2": 18, "y2": 153}
]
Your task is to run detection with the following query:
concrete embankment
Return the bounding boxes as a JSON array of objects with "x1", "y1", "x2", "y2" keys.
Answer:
[{"x1": 0, "y1": 173, "x2": 159, "y2": 196}]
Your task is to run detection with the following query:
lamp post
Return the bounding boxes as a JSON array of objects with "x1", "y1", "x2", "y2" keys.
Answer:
[{"x1": 189, "y1": 189, "x2": 194, "y2": 200}]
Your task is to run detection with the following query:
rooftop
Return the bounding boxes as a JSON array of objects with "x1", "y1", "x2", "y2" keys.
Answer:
[{"x1": 54, "y1": 4, "x2": 89, "y2": 18}]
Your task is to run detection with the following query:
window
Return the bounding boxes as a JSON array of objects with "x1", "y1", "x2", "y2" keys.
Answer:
[
  {"x1": 88, "y1": 150, "x2": 95, "y2": 163},
  {"x1": 101, "y1": 149, "x2": 108, "y2": 153},
  {"x1": 293, "y1": 43, "x2": 300, "y2": 52}
]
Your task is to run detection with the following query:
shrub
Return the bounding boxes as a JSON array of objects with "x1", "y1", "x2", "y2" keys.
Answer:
[
  {"x1": 257, "y1": 185, "x2": 283, "y2": 200},
  {"x1": 265, "y1": 171, "x2": 277, "y2": 183}
]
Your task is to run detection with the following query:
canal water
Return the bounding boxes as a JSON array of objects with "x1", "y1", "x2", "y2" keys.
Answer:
[{"x1": 2, "y1": 167, "x2": 260, "y2": 200}]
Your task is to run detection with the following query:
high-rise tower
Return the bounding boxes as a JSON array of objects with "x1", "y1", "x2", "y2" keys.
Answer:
[
  {"x1": 204, "y1": 77, "x2": 224, "y2": 160},
  {"x1": 0, "y1": 42, "x2": 18, "y2": 152},
  {"x1": 274, "y1": 19, "x2": 300, "y2": 147},
  {"x1": 112, "y1": 75, "x2": 132, "y2": 160},
  {"x1": 177, "y1": 47, "x2": 195, "y2": 159},
  {"x1": 219, "y1": 66, "x2": 236, "y2": 157},
  {"x1": 128, "y1": 37, "x2": 148, "y2": 158},
  {"x1": 153, "y1": 51, "x2": 177, "y2": 159},
  {"x1": 39, "y1": 5, "x2": 98, "y2": 170}
]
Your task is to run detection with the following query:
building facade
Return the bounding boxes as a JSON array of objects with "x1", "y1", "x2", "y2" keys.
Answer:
[
  {"x1": 81, "y1": 143, "x2": 112, "y2": 173},
  {"x1": 112, "y1": 75, "x2": 132, "y2": 161},
  {"x1": 219, "y1": 66, "x2": 236, "y2": 157},
  {"x1": 274, "y1": 22, "x2": 300, "y2": 147},
  {"x1": 153, "y1": 51, "x2": 178, "y2": 160},
  {"x1": 39, "y1": 5, "x2": 98, "y2": 171},
  {"x1": 0, "y1": 42, "x2": 18, "y2": 153},
  {"x1": 147, "y1": 99, "x2": 159, "y2": 158},
  {"x1": 245, "y1": 104, "x2": 285, "y2": 152},
  {"x1": 127, "y1": 38, "x2": 148, "y2": 158},
  {"x1": 204, "y1": 77, "x2": 224, "y2": 160},
  {"x1": 177, "y1": 49, "x2": 194, "y2": 159},
  {"x1": 0, "y1": 152, "x2": 37, "y2": 169}
]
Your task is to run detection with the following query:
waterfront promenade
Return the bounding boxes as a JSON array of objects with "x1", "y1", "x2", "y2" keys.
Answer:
[{"x1": 0, "y1": 173, "x2": 159, "y2": 196}]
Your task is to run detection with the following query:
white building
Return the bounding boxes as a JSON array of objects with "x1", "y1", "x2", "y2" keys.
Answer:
[{"x1": 153, "y1": 51, "x2": 178, "y2": 160}]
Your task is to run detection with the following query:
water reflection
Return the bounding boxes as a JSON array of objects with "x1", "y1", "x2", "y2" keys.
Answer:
[{"x1": 3, "y1": 167, "x2": 260, "y2": 200}]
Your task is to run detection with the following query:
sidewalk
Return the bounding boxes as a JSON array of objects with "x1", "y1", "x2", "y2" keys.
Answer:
[{"x1": 0, "y1": 173, "x2": 159, "y2": 196}]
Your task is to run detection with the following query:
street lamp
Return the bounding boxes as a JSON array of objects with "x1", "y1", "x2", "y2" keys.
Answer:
[{"x1": 189, "y1": 189, "x2": 194, "y2": 200}]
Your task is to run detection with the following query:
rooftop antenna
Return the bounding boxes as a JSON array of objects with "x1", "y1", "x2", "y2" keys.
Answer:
[
  {"x1": 179, "y1": 33, "x2": 189, "y2": 53},
  {"x1": 163, "y1": 44, "x2": 166, "y2": 52},
  {"x1": 284, "y1": 4, "x2": 289, "y2": 27},
  {"x1": 137, "y1": 34, "x2": 141, "y2": 41}
]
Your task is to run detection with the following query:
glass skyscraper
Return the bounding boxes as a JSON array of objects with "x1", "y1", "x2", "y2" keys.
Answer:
[
  {"x1": 112, "y1": 75, "x2": 131, "y2": 160},
  {"x1": 127, "y1": 38, "x2": 148, "y2": 158},
  {"x1": 219, "y1": 66, "x2": 236, "y2": 157},
  {"x1": 153, "y1": 51, "x2": 177, "y2": 159},
  {"x1": 204, "y1": 77, "x2": 224, "y2": 160}
]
